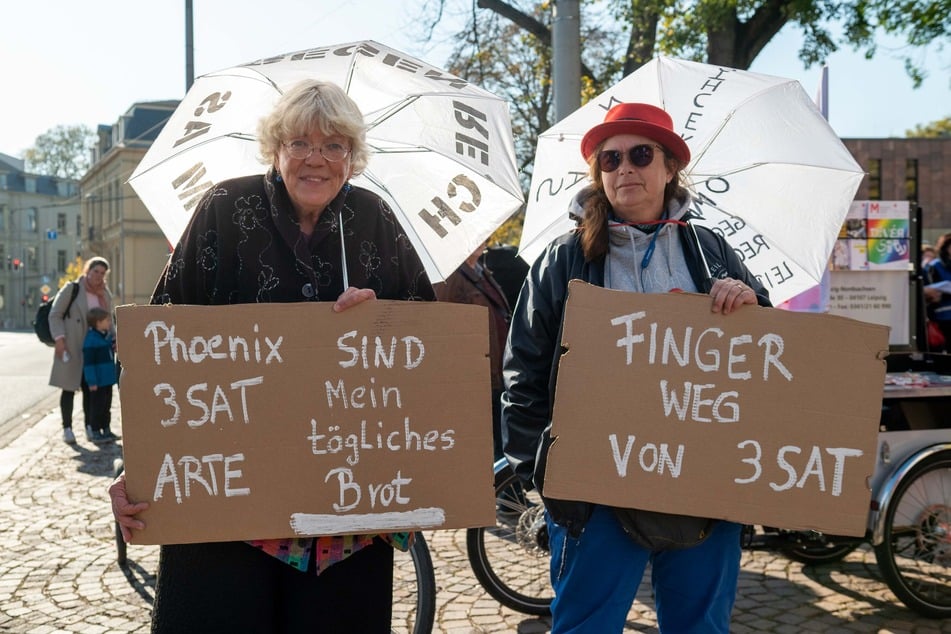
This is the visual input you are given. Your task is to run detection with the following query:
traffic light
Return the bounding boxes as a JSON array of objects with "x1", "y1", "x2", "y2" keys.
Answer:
[
  {"x1": 11, "y1": 258, "x2": 20, "y2": 270},
  {"x1": 41, "y1": 294, "x2": 49, "y2": 302}
]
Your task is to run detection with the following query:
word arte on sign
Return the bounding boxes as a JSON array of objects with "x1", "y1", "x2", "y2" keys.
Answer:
[
  {"x1": 116, "y1": 301, "x2": 496, "y2": 545},
  {"x1": 542, "y1": 282, "x2": 888, "y2": 537}
]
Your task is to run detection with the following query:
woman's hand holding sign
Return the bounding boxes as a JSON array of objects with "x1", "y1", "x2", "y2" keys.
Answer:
[
  {"x1": 711, "y1": 277, "x2": 758, "y2": 315},
  {"x1": 109, "y1": 476, "x2": 149, "y2": 544}
]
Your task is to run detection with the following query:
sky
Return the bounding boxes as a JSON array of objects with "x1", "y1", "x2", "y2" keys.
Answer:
[{"x1": 2, "y1": 0, "x2": 948, "y2": 159}]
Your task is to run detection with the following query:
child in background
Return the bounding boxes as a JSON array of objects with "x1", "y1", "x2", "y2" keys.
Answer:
[{"x1": 82, "y1": 307, "x2": 118, "y2": 444}]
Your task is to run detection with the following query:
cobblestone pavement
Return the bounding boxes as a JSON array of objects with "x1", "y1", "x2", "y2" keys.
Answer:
[{"x1": 1, "y1": 394, "x2": 950, "y2": 633}]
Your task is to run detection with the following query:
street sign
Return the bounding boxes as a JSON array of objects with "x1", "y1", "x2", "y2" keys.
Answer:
[{"x1": 46, "y1": 230, "x2": 57, "y2": 240}]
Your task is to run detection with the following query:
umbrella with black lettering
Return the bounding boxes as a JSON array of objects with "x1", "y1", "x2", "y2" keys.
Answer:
[
  {"x1": 519, "y1": 56, "x2": 864, "y2": 305},
  {"x1": 129, "y1": 40, "x2": 523, "y2": 282}
]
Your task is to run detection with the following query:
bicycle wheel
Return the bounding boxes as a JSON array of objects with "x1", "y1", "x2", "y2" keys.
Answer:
[
  {"x1": 781, "y1": 536, "x2": 859, "y2": 564},
  {"x1": 874, "y1": 449, "x2": 951, "y2": 618},
  {"x1": 466, "y1": 464, "x2": 553, "y2": 615},
  {"x1": 392, "y1": 531, "x2": 436, "y2": 634}
]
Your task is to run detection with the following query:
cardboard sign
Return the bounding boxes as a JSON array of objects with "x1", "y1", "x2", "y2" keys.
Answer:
[
  {"x1": 542, "y1": 282, "x2": 889, "y2": 536},
  {"x1": 116, "y1": 301, "x2": 496, "y2": 545}
]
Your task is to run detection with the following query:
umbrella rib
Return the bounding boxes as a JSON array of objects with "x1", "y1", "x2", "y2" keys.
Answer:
[{"x1": 130, "y1": 133, "x2": 258, "y2": 180}]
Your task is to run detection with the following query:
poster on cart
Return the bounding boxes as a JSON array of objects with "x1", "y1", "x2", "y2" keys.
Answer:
[{"x1": 542, "y1": 282, "x2": 889, "y2": 537}]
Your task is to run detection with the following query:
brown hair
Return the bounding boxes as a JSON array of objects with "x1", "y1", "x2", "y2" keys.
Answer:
[
  {"x1": 87, "y1": 306, "x2": 111, "y2": 329},
  {"x1": 577, "y1": 141, "x2": 687, "y2": 261},
  {"x1": 937, "y1": 232, "x2": 951, "y2": 265}
]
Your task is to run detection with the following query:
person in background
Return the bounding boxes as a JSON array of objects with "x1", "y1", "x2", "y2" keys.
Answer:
[
  {"x1": 924, "y1": 233, "x2": 951, "y2": 351},
  {"x1": 921, "y1": 243, "x2": 937, "y2": 268},
  {"x1": 435, "y1": 241, "x2": 512, "y2": 461},
  {"x1": 108, "y1": 79, "x2": 435, "y2": 633},
  {"x1": 48, "y1": 256, "x2": 113, "y2": 445},
  {"x1": 81, "y1": 306, "x2": 117, "y2": 443},
  {"x1": 502, "y1": 102, "x2": 771, "y2": 633}
]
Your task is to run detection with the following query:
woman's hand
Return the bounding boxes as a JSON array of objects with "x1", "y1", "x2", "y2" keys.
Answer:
[
  {"x1": 109, "y1": 473, "x2": 149, "y2": 544},
  {"x1": 333, "y1": 287, "x2": 377, "y2": 313},
  {"x1": 924, "y1": 287, "x2": 942, "y2": 304},
  {"x1": 54, "y1": 338, "x2": 66, "y2": 358},
  {"x1": 710, "y1": 278, "x2": 758, "y2": 315}
]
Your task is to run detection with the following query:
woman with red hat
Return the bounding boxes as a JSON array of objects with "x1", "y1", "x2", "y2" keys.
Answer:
[{"x1": 501, "y1": 102, "x2": 772, "y2": 632}]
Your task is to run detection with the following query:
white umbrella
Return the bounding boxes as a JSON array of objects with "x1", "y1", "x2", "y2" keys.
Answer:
[
  {"x1": 520, "y1": 56, "x2": 864, "y2": 305},
  {"x1": 129, "y1": 40, "x2": 524, "y2": 282}
]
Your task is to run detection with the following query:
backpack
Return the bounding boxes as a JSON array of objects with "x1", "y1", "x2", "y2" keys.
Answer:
[{"x1": 33, "y1": 282, "x2": 79, "y2": 346}]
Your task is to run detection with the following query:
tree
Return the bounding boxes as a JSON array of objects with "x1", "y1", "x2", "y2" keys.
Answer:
[
  {"x1": 907, "y1": 116, "x2": 951, "y2": 137},
  {"x1": 23, "y1": 124, "x2": 94, "y2": 180},
  {"x1": 58, "y1": 256, "x2": 84, "y2": 290},
  {"x1": 455, "y1": 0, "x2": 949, "y2": 83}
]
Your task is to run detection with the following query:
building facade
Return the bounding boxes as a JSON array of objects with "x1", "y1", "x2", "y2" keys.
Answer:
[
  {"x1": 0, "y1": 153, "x2": 80, "y2": 329},
  {"x1": 842, "y1": 137, "x2": 951, "y2": 246},
  {"x1": 81, "y1": 101, "x2": 178, "y2": 307}
]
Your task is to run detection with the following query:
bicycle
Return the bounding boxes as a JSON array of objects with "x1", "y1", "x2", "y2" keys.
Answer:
[
  {"x1": 113, "y1": 460, "x2": 436, "y2": 634},
  {"x1": 466, "y1": 458, "x2": 552, "y2": 616}
]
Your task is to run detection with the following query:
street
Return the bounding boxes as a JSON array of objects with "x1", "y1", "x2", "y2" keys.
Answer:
[{"x1": 0, "y1": 332, "x2": 949, "y2": 632}]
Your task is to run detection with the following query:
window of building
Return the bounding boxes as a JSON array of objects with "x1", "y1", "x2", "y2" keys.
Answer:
[
  {"x1": 867, "y1": 159, "x2": 882, "y2": 200},
  {"x1": 57, "y1": 250, "x2": 67, "y2": 273},
  {"x1": 0, "y1": 244, "x2": 5, "y2": 262},
  {"x1": 905, "y1": 158, "x2": 918, "y2": 203},
  {"x1": 27, "y1": 247, "x2": 37, "y2": 271},
  {"x1": 57, "y1": 213, "x2": 67, "y2": 234},
  {"x1": 75, "y1": 214, "x2": 81, "y2": 236},
  {"x1": 26, "y1": 207, "x2": 37, "y2": 232},
  {"x1": 0, "y1": 205, "x2": 5, "y2": 231}
]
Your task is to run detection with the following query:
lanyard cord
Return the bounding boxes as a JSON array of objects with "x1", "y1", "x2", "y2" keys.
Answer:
[{"x1": 607, "y1": 217, "x2": 686, "y2": 269}]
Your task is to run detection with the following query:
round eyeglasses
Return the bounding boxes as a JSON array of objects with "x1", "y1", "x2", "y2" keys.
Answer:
[
  {"x1": 597, "y1": 144, "x2": 665, "y2": 173},
  {"x1": 283, "y1": 139, "x2": 351, "y2": 162}
]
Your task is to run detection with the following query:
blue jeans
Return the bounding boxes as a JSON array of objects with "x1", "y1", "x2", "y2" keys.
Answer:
[{"x1": 547, "y1": 505, "x2": 741, "y2": 633}]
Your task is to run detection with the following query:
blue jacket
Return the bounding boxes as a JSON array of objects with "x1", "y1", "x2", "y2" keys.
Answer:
[{"x1": 82, "y1": 328, "x2": 117, "y2": 388}]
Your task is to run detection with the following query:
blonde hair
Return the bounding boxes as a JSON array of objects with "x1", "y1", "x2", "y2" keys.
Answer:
[
  {"x1": 257, "y1": 80, "x2": 369, "y2": 176},
  {"x1": 83, "y1": 256, "x2": 109, "y2": 273}
]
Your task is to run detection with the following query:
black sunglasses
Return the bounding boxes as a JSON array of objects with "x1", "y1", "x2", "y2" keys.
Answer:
[{"x1": 597, "y1": 144, "x2": 665, "y2": 172}]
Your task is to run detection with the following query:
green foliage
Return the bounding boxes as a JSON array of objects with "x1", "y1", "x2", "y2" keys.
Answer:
[
  {"x1": 907, "y1": 116, "x2": 951, "y2": 137},
  {"x1": 23, "y1": 124, "x2": 94, "y2": 179}
]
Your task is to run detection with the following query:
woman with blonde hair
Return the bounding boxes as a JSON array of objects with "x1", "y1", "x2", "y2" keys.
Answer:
[{"x1": 48, "y1": 255, "x2": 113, "y2": 445}]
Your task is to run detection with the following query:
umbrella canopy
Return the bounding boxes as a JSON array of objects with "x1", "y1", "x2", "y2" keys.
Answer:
[
  {"x1": 520, "y1": 56, "x2": 864, "y2": 305},
  {"x1": 129, "y1": 40, "x2": 523, "y2": 282}
]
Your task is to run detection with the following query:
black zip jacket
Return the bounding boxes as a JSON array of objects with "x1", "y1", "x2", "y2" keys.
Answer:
[{"x1": 500, "y1": 217, "x2": 772, "y2": 537}]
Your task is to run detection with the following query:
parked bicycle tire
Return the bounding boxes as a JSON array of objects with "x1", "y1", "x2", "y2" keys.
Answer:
[
  {"x1": 780, "y1": 537, "x2": 859, "y2": 564},
  {"x1": 393, "y1": 532, "x2": 437, "y2": 634},
  {"x1": 112, "y1": 461, "x2": 436, "y2": 632},
  {"x1": 874, "y1": 448, "x2": 951, "y2": 618},
  {"x1": 466, "y1": 460, "x2": 553, "y2": 616}
]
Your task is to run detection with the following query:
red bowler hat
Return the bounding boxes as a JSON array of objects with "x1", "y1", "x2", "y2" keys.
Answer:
[{"x1": 580, "y1": 102, "x2": 691, "y2": 166}]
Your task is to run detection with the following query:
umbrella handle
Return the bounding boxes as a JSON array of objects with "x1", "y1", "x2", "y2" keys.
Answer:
[
  {"x1": 339, "y1": 209, "x2": 349, "y2": 292},
  {"x1": 688, "y1": 222, "x2": 714, "y2": 292}
]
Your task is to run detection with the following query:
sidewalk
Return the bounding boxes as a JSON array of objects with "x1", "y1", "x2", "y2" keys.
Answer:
[{"x1": 1, "y1": 393, "x2": 949, "y2": 633}]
